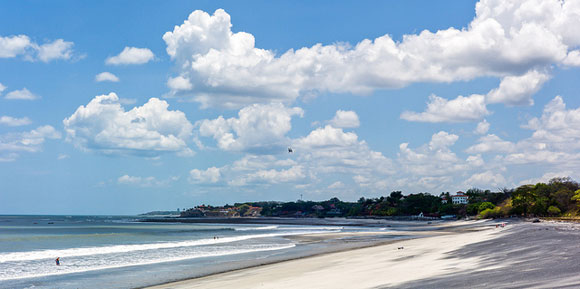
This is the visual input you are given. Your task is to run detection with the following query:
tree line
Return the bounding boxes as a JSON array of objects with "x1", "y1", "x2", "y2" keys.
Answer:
[{"x1": 195, "y1": 177, "x2": 580, "y2": 219}]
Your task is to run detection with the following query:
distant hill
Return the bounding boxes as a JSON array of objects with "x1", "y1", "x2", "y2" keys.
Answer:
[{"x1": 139, "y1": 211, "x2": 180, "y2": 216}]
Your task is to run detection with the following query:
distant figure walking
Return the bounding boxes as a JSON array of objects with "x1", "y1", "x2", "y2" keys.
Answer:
[{"x1": 55, "y1": 257, "x2": 60, "y2": 266}]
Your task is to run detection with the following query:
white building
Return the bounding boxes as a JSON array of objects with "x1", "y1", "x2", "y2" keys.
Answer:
[{"x1": 452, "y1": 192, "x2": 468, "y2": 204}]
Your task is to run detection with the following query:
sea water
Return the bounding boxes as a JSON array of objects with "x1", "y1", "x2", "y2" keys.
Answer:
[{"x1": 0, "y1": 215, "x2": 357, "y2": 288}]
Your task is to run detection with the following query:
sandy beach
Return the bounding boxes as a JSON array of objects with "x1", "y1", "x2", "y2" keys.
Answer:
[{"x1": 147, "y1": 220, "x2": 580, "y2": 289}]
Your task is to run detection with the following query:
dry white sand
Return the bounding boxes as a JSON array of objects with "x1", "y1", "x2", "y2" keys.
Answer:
[{"x1": 148, "y1": 222, "x2": 508, "y2": 289}]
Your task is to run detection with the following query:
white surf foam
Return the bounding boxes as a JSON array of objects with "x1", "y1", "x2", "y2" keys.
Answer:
[
  {"x1": 0, "y1": 229, "x2": 339, "y2": 263},
  {"x1": 0, "y1": 243, "x2": 296, "y2": 281},
  {"x1": 234, "y1": 225, "x2": 279, "y2": 231}
]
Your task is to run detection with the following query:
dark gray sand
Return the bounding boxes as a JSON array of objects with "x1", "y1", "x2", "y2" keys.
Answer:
[{"x1": 392, "y1": 220, "x2": 580, "y2": 289}]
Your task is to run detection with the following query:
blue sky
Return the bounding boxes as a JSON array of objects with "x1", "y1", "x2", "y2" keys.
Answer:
[{"x1": 2, "y1": 0, "x2": 580, "y2": 214}]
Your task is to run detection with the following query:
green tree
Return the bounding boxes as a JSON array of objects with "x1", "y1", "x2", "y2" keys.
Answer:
[
  {"x1": 534, "y1": 183, "x2": 552, "y2": 199},
  {"x1": 530, "y1": 196, "x2": 549, "y2": 216},
  {"x1": 478, "y1": 202, "x2": 495, "y2": 213},
  {"x1": 512, "y1": 185, "x2": 535, "y2": 216},
  {"x1": 553, "y1": 188, "x2": 574, "y2": 212},
  {"x1": 386, "y1": 191, "x2": 403, "y2": 206},
  {"x1": 465, "y1": 188, "x2": 485, "y2": 204},
  {"x1": 329, "y1": 197, "x2": 341, "y2": 203},
  {"x1": 571, "y1": 189, "x2": 580, "y2": 207},
  {"x1": 479, "y1": 207, "x2": 503, "y2": 219},
  {"x1": 237, "y1": 204, "x2": 250, "y2": 216},
  {"x1": 466, "y1": 203, "x2": 481, "y2": 215},
  {"x1": 439, "y1": 203, "x2": 459, "y2": 215},
  {"x1": 400, "y1": 193, "x2": 439, "y2": 215},
  {"x1": 547, "y1": 205, "x2": 561, "y2": 216},
  {"x1": 347, "y1": 204, "x2": 363, "y2": 216}
]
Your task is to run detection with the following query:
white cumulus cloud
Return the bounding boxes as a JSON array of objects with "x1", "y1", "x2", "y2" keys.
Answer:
[
  {"x1": 563, "y1": 50, "x2": 580, "y2": 66},
  {"x1": 199, "y1": 103, "x2": 303, "y2": 153},
  {"x1": 486, "y1": 70, "x2": 550, "y2": 106},
  {"x1": 4, "y1": 88, "x2": 40, "y2": 100},
  {"x1": 117, "y1": 175, "x2": 173, "y2": 187},
  {"x1": 189, "y1": 167, "x2": 221, "y2": 184},
  {"x1": 401, "y1": 70, "x2": 549, "y2": 123},
  {"x1": 464, "y1": 171, "x2": 507, "y2": 188},
  {"x1": 401, "y1": 94, "x2": 489, "y2": 123},
  {"x1": 293, "y1": 125, "x2": 395, "y2": 181},
  {"x1": 474, "y1": 119, "x2": 490, "y2": 135},
  {"x1": 63, "y1": 92, "x2": 194, "y2": 156},
  {"x1": 226, "y1": 166, "x2": 306, "y2": 187},
  {"x1": 522, "y1": 95, "x2": 580, "y2": 152},
  {"x1": 466, "y1": 134, "x2": 516, "y2": 154},
  {"x1": 57, "y1": 154, "x2": 69, "y2": 160},
  {"x1": 463, "y1": 96, "x2": 580, "y2": 169},
  {"x1": 518, "y1": 171, "x2": 577, "y2": 186},
  {"x1": 235, "y1": 166, "x2": 306, "y2": 186},
  {"x1": 328, "y1": 181, "x2": 345, "y2": 189},
  {"x1": 0, "y1": 35, "x2": 32, "y2": 58},
  {"x1": 0, "y1": 125, "x2": 61, "y2": 161},
  {"x1": 329, "y1": 110, "x2": 360, "y2": 128},
  {"x1": 398, "y1": 131, "x2": 468, "y2": 178},
  {"x1": 201, "y1": 125, "x2": 395, "y2": 192},
  {"x1": 0, "y1": 116, "x2": 32, "y2": 126},
  {"x1": 106, "y1": 47, "x2": 154, "y2": 65},
  {"x1": 163, "y1": 1, "x2": 579, "y2": 108},
  {"x1": 294, "y1": 125, "x2": 359, "y2": 148},
  {"x1": 1, "y1": 35, "x2": 76, "y2": 62},
  {"x1": 95, "y1": 72, "x2": 120, "y2": 82},
  {"x1": 36, "y1": 39, "x2": 75, "y2": 62},
  {"x1": 195, "y1": 155, "x2": 309, "y2": 187},
  {"x1": 429, "y1": 131, "x2": 459, "y2": 150},
  {"x1": 167, "y1": 76, "x2": 192, "y2": 91}
]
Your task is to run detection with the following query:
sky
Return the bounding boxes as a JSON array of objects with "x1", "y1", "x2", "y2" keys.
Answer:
[{"x1": 2, "y1": 0, "x2": 580, "y2": 215}]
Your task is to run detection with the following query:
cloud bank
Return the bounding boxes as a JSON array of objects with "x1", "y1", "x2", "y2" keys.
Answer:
[
  {"x1": 163, "y1": 1, "x2": 580, "y2": 108},
  {"x1": 0, "y1": 35, "x2": 75, "y2": 62}
]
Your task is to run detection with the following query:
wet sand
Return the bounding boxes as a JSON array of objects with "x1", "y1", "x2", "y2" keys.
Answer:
[{"x1": 147, "y1": 220, "x2": 580, "y2": 289}]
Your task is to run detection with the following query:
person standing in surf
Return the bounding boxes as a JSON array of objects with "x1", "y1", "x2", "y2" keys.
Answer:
[{"x1": 55, "y1": 257, "x2": 60, "y2": 266}]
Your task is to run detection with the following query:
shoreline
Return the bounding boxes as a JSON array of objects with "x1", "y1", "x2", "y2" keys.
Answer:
[
  {"x1": 139, "y1": 216, "x2": 441, "y2": 226},
  {"x1": 142, "y1": 236, "x2": 408, "y2": 289},
  {"x1": 144, "y1": 220, "x2": 497, "y2": 289},
  {"x1": 146, "y1": 219, "x2": 580, "y2": 289}
]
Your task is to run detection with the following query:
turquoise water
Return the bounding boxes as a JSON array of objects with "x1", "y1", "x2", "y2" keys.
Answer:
[{"x1": 0, "y1": 215, "x2": 356, "y2": 288}]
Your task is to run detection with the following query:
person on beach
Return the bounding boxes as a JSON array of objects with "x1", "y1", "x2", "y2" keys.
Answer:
[{"x1": 55, "y1": 257, "x2": 60, "y2": 266}]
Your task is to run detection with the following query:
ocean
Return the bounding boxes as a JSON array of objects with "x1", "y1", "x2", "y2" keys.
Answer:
[{"x1": 0, "y1": 215, "x2": 392, "y2": 288}]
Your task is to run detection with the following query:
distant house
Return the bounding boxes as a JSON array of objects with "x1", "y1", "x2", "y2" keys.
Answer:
[
  {"x1": 312, "y1": 205, "x2": 325, "y2": 211},
  {"x1": 293, "y1": 210, "x2": 305, "y2": 217},
  {"x1": 244, "y1": 206, "x2": 262, "y2": 217},
  {"x1": 452, "y1": 192, "x2": 468, "y2": 204},
  {"x1": 327, "y1": 208, "x2": 342, "y2": 216},
  {"x1": 441, "y1": 196, "x2": 448, "y2": 204},
  {"x1": 227, "y1": 210, "x2": 240, "y2": 217},
  {"x1": 204, "y1": 210, "x2": 222, "y2": 217}
]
